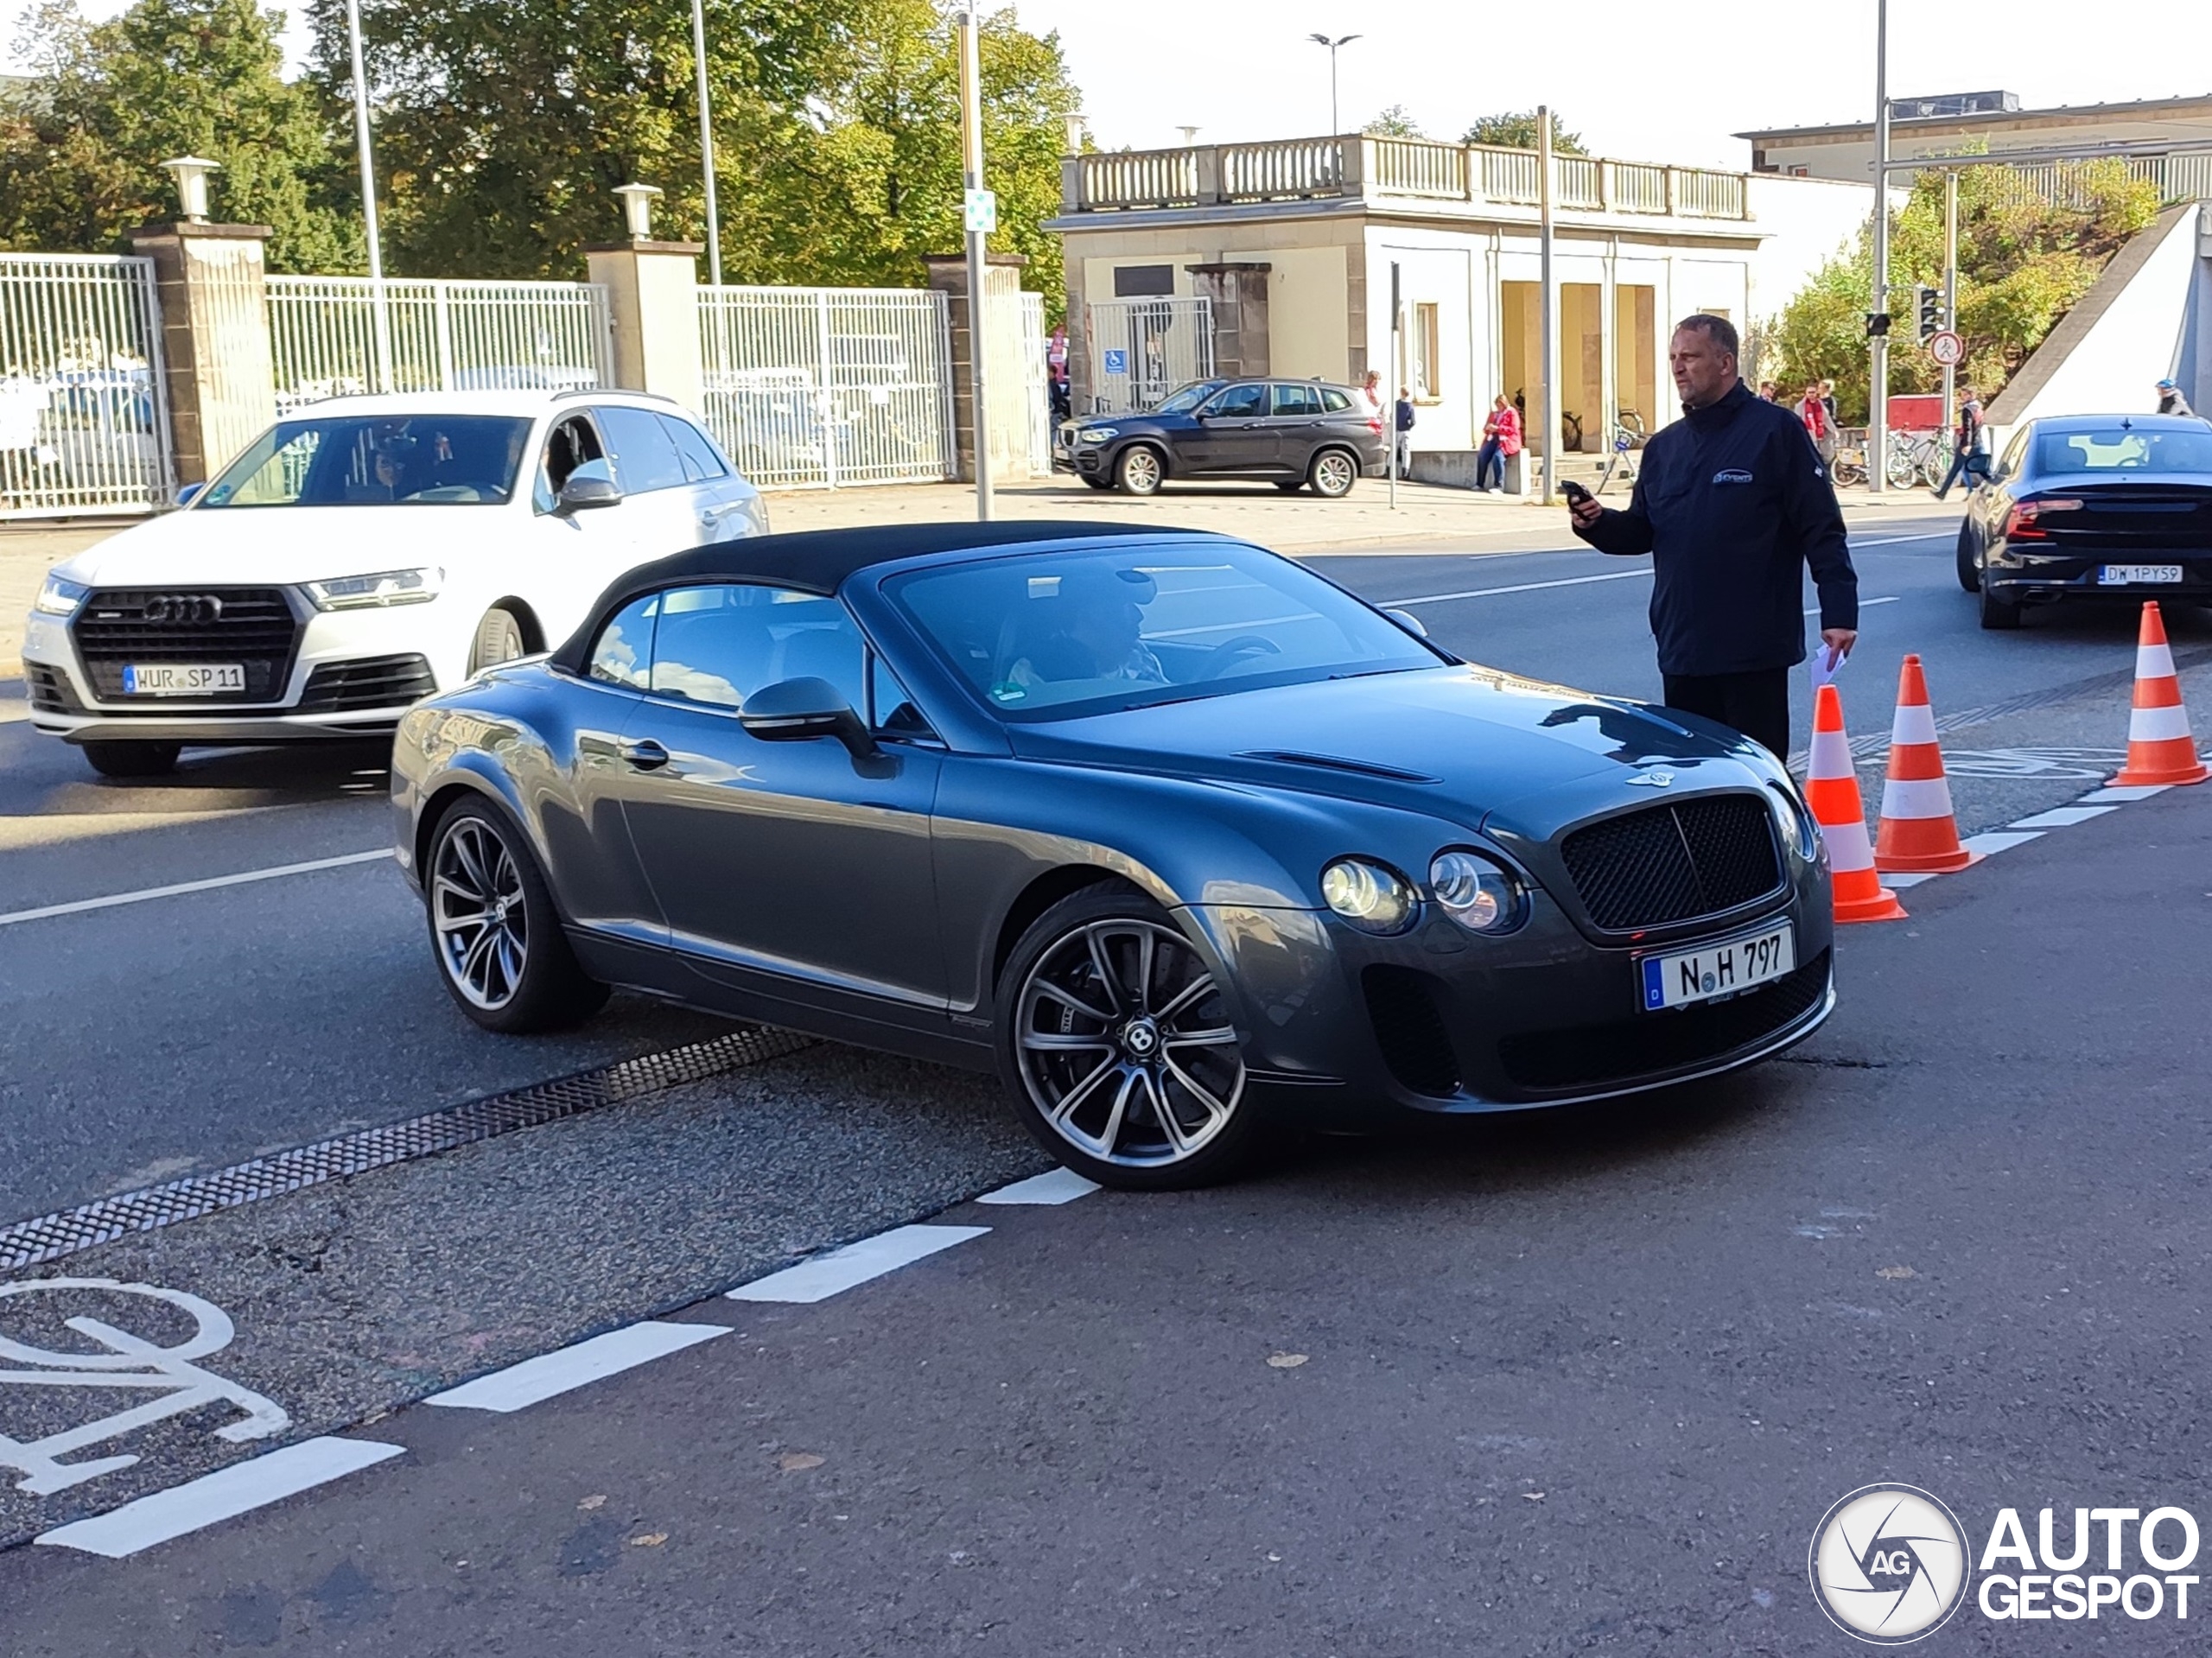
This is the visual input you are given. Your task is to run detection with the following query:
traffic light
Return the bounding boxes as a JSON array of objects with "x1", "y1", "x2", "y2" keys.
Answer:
[
  {"x1": 1917, "y1": 285, "x2": 1942, "y2": 341},
  {"x1": 1865, "y1": 312, "x2": 1892, "y2": 339}
]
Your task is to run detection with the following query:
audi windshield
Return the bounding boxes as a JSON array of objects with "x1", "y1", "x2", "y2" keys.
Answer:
[{"x1": 199, "y1": 416, "x2": 532, "y2": 507}]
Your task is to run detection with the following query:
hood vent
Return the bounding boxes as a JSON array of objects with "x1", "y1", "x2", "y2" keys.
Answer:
[{"x1": 1239, "y1": 749, "x2": 1440, "y2": 785}]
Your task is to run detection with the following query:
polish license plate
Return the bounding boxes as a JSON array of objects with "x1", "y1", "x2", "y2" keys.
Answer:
[
  {"x1": 120, "y1": 663, "x2": 245, "y2": 696},
  {"x1": 1640, "y1": 923, "x2": 1795, "y2": 1012},
  {"x1": 2099, "y1": 564, "x2": 2183, "y2": 585}
]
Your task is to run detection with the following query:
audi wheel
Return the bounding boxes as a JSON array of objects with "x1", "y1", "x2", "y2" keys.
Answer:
[
  {"x1": 467, "y1": 606, "x2": 529, "y2": 675},
  {"x1": 426, "y1": 799, "x2": 607, "y2": 1032},
  {"x1": 995, "y1": 886, "x2": 1260, "y2": 1190}
]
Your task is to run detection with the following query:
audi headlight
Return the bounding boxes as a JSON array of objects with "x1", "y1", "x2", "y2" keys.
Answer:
[
  {"x1": 33, "y1": 573, "x2": 89, "y2": 616},
  {"x1": 1320, "y1": 858, "x2": 1415, "y2": 934},
  {"x1": 1077, "y1": 427, "x2": 1119, "y2": 445},
  {"x1": 1769, "y1": 783, "x2": 1819, "y2": 862},
  {"x1": 1430, "y1": 849, "x2": 1527, "y2": 935},
  {"x1": 303, "y1": 568, "x2": 441, "y2": 610}
]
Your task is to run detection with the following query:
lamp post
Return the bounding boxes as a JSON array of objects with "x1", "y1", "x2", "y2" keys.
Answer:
[
  {"x1": 689, "y1": 0, "x2": 721, "y2": 285},
  {"x1": 613, "y1": 183, "x2": 663, "y2": 242},
  {"x1": 1868, "y1": 0, "x2": 1890, "y2": 492},
  {"x1": 342, "y1": 0, "x2": 392, "y2": 394},
  {"x1": 1306, "y1": 33, "x2": 1361, "y2": 135},
  {"x1": 159, "y1": 156, "x2": 219, "y2": 225},
  {"x1": 958, "y1": 9, "x2": 992, "y2": 521}
]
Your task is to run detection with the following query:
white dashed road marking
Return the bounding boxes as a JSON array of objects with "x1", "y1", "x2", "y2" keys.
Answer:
[
  {"x1": 976, "y1": 1169, "x2": 1101, "y2": 1206},
  {"x1": 1399, "y1": 569, "x2": 1653, "y2": 606},
  {"x1": 728, "y1": 1224, "x2": 990, "y2": 1305},
  {"x1": 33, "y1": 1437, "x2": 404, "y2": 1558},
  {"x1": 2005, "y1": 805, "x2": 2122, "y2": 829},
  {"x1": 1960, "y1": 830, "x2": 2046, "y2": 857},
  {"x1": 0, "y1": 849, "x2": 394, "y2": 929},
  {"x1": 425, "y1": 1321, "x2": 729, "y2": 1414}
]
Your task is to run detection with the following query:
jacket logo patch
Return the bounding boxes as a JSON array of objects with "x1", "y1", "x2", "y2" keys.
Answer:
[{"x1": 1713, "y1": 468, "x2": 1754, "y2": 485}]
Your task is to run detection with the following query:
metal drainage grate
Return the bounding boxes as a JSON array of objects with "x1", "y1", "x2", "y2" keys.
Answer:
[{"x1": 0, "y1": 1026, "x2": 817, "y2": 1271}]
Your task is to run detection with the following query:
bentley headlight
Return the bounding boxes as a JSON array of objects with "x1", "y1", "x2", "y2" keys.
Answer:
[
  {"x1": 1077, "y1": 427, "x2": 1119, "y2": 445},
  {"x1": 1769, "y1": 783, "x2": 1819, "y2": 862},
  {"x1": 1430, "y1": 849, "x2": 1526, "y2": 934},
  {"x1": 303, "y1": 568, "x2": 441, "y2": 610},
  {"x1": 1320, "y1": 858, "x2": 1415, "y2": 933},
  {"x1": 33, "y1": 573, "x2": 89, "y2": 616}
]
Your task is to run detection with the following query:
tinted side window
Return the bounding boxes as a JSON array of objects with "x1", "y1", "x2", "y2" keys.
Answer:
[
  {"x1": 659, "y1": 414, "x2": 730, "y2": 482},
  {"x1": 1204, "y1": 384, "x2": 1267, "y2": 417},
  {"x1": 1272, "y1": 384, "x2": 1322, "y2": 417},
  {"x1": 588, "y1": 594, "x2": 658, "y2": 688},
  {"x1": 647, "y1": 584, "x2": 868, "y2": 713},
  {"x1": 1319, "y1": 388, "x2": 1352, "y2": 413},
  {"x1": 597, "y1": 405, "x2": 689, "y2": 494}
]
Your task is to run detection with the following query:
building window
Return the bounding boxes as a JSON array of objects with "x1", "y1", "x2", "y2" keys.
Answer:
[
  {"x1": 1409, "y1": 303, "x2": 1441, "y2": 402},
  {"x1": 1111, "y1": 264, "x2": 1175, "y2": 298}
]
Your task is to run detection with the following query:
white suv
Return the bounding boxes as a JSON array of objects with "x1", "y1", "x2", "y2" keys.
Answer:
[{"x1": 21, "y1": 389, "x2": 767, "y2": 777}]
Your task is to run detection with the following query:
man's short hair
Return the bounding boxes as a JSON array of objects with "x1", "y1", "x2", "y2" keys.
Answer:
[{"x1": 1674, "y1": 313, "x2": 1738, "y2": 359}]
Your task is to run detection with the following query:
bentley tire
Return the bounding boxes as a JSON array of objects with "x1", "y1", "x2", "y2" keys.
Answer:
[
  {"x1": 426, "y1": 799, "x2": 608, "y2": 1032},
  {"x1": 995, "y1": 886, "x2": 1260, "y2": 1191}
]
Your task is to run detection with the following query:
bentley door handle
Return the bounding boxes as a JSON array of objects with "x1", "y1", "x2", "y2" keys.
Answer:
[{"x1": 620, "y1": 739, "x2": 671, "y2": 771}]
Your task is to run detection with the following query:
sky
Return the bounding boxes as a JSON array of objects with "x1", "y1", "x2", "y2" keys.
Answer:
[{"x1": 9, "y1": 0, "x2": 2212, "y2": 175}]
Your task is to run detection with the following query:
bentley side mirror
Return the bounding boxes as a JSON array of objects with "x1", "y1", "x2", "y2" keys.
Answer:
[
  {"x1": 739, "y1": 676, "x2": 880, "y2": 759},
  {"x1": 1384, "y1": 607, "x2": 1428, "y2": 638},
  {"x1": 556, "y1": 458, "x2": 622, "y2": 514}
]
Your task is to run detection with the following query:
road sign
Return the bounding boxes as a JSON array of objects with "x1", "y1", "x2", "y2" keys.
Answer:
[
  {"x1": 963, "y1": 188, "x2": 997, "y2": 235},
  {"x1": 1102, "y1": 348, "x2": 1128, "y2": 375},
  {"x1": 1927, "y1": 330, "x2": 1965, "y2": 367}
]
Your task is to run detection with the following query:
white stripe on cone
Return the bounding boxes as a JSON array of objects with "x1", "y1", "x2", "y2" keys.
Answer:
[
  {"x1": 1808, "y1": 726, "x2": 1856, "y2": 779},
  {"x1": 2138, "y1": 642, "x2": 2177, "y2": 681},
  {"x1": 1820, "y1": 816, "x2": 1878, "y2": 873},
  {"x1": 2130, "y1": 703, "x2": 2195, "y2": 744},
  {"x1": 1889, "y1": 702, "x2": 1939, "y2": 746},
  {"x1": 1878, "y1": 775, "x2": 1957, "y2": 820}
]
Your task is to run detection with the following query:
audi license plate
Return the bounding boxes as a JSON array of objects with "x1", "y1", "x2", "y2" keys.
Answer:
[
  {"x1": 2099, "y1": 564, "x2": 2183, "y2": 585},
  {"x1": 1640, "y1": 923, "x2": 1795, "y2": 1012},
  {"x1": 120, "y1": 663, "x2": 245, "y2": 696}
]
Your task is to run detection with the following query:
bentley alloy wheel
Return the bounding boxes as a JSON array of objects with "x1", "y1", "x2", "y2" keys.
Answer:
[
  {"x1": 424, "y1": 802, "x2": 608, "y2": 1032},
  {"x1": 1006, "y1": 898, "x2": 1251, "y2": 1183}
]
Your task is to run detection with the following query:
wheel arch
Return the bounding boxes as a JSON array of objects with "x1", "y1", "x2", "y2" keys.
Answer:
[
  {"x1": 1114, "y1": 438, "x2": 1171, "y2": 479},
  {"x1": 414, "y1": 767, "x2": 537, "y2": 899},
  {"x1": 485, "y1": 598, "x2": 546, "y2": 654},
  {"x1": 989, "y1": 866, "x2": 1146, "y2": 991}
]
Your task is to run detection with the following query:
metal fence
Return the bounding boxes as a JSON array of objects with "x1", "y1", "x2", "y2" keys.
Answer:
[
  {"x1": 265, "y1": 276, "x2": 613, "y2": 411},
  {"x1": 1018, "y1": 292, "x2": 1053, "y2": 473},
  {"x1": 1084, "y1": 297, "x2": 1215, "y2": 414},
  {"x1": 0, "y1": 253, "x2": 173, "y2": 518},
  {"x1": 696, "y1": 285, "x2": 956, "y2": 488}
]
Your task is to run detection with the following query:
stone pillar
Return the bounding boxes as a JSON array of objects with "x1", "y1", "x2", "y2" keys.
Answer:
[
  {"x1": 1185, "y1": 263, "x2": 1270, "y2": 378},
  {"x1": 925, "y1": 251, "x2": 1033, "y2": 483},
  {"x1": 128, "y1": 221, "x2": 276, "y2": 486},
  {"x1": 583, "y1": 241, "x2": 705, "y2": 414}
]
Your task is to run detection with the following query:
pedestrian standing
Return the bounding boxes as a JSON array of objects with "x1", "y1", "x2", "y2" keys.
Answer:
[
  {"x1": 1476, "y1": 393, "x2": 1520, "y2": 492},
  {"x1": 1797, "y1": 380, "x2": 1837, "y2": 474},
  {"x1": 1046, "y1": 323, "x2": 1071, "y2": 422},
  {"x1": 1819, "y1": 378, "x2": 1839, "y2": 433},
  {"x1": 1567, "y1": 314, "x2": 1859, "y2": 759},
  {"x1": 1758, "y1": 380, "x2": 1779, "y2": 403},
  {"x1": 1393, "y1": 385, "x2": 1415, "y2": 476},
  {"x1": 1360, "y1": 369, "x2": 1384, "y2": 421},
  {"x1": 1932, "y1": 383, "x2": 1987, "y2": 499},
  {"x1": 2157, "y1": 377, "x2": 2195, "y2": 417}
]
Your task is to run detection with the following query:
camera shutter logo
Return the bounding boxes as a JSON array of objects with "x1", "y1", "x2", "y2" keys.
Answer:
[{"x1": 1808, "y1": 1483, "x2": 1972, "y2": 1644}]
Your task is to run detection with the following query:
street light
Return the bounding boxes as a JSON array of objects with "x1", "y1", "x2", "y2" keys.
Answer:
[
  {"x1": 341, "y1": 0, "x2": 392, "y2": 394},
  {"x1": 689, "y1": 0, "x2": 721, "y2": 285},
  {"x1": 1306, "y1": 33, "x2": 1361, "y2": 136}
]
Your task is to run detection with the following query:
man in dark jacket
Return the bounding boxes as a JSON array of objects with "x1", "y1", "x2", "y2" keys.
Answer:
[{"x1": 1567, "y1": 314, "x2": 1857, "y2": 758}]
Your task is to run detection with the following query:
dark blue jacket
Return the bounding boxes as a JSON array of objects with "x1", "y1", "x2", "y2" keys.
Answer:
[{"x1": 1573, "y1": 379, "x2": 1857, "y2": 677}]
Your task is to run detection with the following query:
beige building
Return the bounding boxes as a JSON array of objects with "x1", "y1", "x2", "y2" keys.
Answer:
[{"x1": 1048, "y1": 134, "x2": 1874, "y2": 459}]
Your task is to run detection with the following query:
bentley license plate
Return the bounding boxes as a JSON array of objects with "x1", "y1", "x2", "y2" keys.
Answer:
[
  {"x1": 121, "y1": 663, "x2": 245, "y2": 696},
  {"x1": 2099, "y1": 565, "x2": 2183, "y2": 585},
  {"x1": 1641, "y1": 923, "x2": 1795, "y2": 1012}
]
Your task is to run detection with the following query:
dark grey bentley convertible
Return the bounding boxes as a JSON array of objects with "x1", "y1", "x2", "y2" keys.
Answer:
[{"x1": 392, "y1": 522, "x2": 1834, "y2": 1187}]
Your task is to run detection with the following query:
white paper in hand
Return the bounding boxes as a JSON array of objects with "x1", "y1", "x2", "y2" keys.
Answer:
[{"x1": 1808, "y1": 641, "x2": 1848, "y2": 693}]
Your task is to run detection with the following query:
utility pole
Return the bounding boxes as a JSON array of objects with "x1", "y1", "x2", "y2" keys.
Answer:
[
  {"x1": 343, "y1": 0, "x2": 392, "y2": 393},
  {"x1": 690, "y1": 0, "x2": 721, "y2": 286},
  {"x1": 1306, "y1": 34, "x2": 1360, "y2": 134},
  {"x1": 1868, "y1": 0, "x2": 1891, "y2": 492},
  {"x1": 1940, "y1": 168, "x2": 1959, "y2": 449},
  {"x1": 1538, "y1": 104, "x2": 1559, "y2": 505},
  {"x1": 957, "y1": 10, "x2": 993, "y2": 520}
]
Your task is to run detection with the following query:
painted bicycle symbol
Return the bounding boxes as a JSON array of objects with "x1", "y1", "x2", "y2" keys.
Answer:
[{"x1": 0, "y1": 1278, "x2": 289, "y2": 1496}]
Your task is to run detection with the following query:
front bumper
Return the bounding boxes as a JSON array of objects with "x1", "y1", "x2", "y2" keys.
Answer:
[
  {"x1": 1985, "y1": 549, "x2": 2212, "y2": 603},
  {"x1": 1188, "y1": 860, "x2": 1834, "y2": 1122}
]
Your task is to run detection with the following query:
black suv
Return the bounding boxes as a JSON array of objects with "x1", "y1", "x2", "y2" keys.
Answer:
[{"x1": 1055, "y1": 378, "x2": 1389, "y2": 498}]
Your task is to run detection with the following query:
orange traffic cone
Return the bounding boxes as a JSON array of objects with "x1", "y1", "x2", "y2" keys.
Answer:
[
  {"x1": 1806, "y1": 683, "x2": 1906, "y2": 924},
  {"x1": 1874, "y1": 655, "x2": 1978, "y2": 874},
  {"x1": 2113, "y1": 601, "x2": 2209, "y2": 786}
]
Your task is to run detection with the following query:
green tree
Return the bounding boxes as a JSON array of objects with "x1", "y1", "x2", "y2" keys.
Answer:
[
  {"x1": 1460, "y1": 109, "x2": 1586, "y2": 155},
  {"x1": 1364, "y1": 105, "x2": 1427, "y2": 139},
  {"x1": 0, "y1": 0, "x2": 358, "y2": 270},
  {"x1": 1769, "y1": 158, "x2": 2160, "y2": 422}
]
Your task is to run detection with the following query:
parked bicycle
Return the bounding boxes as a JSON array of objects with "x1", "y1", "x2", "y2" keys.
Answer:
[
  {"x1": 1595, "y1": 420, "x2": 1641, "y2": 496},
  {"x1": 1885, "y1": 429, "x2": 1951, "y2": 491},
  {"x1": 1830, "y1": 444, "x2": 1867, "y2": 487}
]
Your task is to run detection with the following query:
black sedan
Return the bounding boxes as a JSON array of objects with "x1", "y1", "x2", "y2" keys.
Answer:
[
  {"x1": 1957, "y1": 413, "x2": 2212, "y2": 627},
  {"x1": 1054, "y1": 378, "x2": 1389, "y2": 498},
  {"x1": 391, "y1": 523, "x2": 1834, "y2": 1188}
]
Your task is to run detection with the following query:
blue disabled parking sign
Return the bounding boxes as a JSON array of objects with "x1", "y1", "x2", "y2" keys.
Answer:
[{"x1": 1102, "y1": 348, "x2": 1128, "y2": 375}]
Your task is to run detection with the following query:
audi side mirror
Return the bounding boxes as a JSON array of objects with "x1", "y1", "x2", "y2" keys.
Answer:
[
  {"x1": 1384, "y1": 607, "x2": 1428, "y2": 638},
  {"x1": 739, "y1": 676, "x2": 879, "y2": 760},
  {"x1": 175, "y1": 481, "x2": 205, "y2": 507},
  {"x1": 556, "y1": 458, "x2": 622, "y2": 514}
]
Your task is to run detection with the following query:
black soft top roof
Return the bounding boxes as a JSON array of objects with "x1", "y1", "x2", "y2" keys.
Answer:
[{"x1": 549, "y1": 518, "x2": 1218, "y2": 672}]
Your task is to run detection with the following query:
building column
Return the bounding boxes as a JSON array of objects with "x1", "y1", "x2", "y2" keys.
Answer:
[
  {"x1": 128, "y1": 221, "x2": 276, "y2": 486},
  {"x1": 924, "y1": 252, "x2": 1033, "y2": 483},
  {"x1": 583, "y1": 240, "x2": 705, "y2": 413}
]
